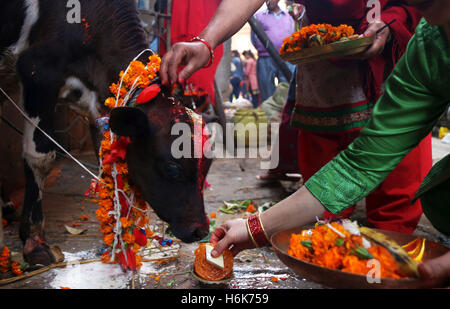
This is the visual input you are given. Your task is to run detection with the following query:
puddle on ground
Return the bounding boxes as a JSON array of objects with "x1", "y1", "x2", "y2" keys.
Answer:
[{"x1": 49, "y1": 250, "x2": 131, "y2": 289}]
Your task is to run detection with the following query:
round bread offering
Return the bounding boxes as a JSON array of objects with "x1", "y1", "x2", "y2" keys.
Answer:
[{"x1": 194, "y1": 243, "x2": 234, "y2": 281}]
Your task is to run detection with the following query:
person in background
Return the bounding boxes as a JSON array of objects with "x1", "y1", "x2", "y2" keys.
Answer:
[
  {"x1": 251, "y1": 0, "x2": 295, "y2": 102},
  {"x1": 229, "y1": 50, "x2": 244, "y2": 102},
  {"x1": 242, "y1": 50, "x2": 260, "y2": 108},
  {"x1": 257, "y1": 2, "x2": 305, "y2": 182}
]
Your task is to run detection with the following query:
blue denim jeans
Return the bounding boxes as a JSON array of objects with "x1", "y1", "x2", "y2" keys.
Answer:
[
  {"x1": 229, "y1": 77, "x2": 242, "y2": 102},
  {"x1": 257, "y1": 56, "x2": 295, "y2": 102}
]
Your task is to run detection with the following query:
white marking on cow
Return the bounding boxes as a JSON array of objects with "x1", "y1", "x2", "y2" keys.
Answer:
[
  {"x1": 60, "y1": 76, "x2": 100, "y2": 118},
  {"x1": 11, "y1": 0, "x2": 40, "y2": 55},
  {"x1": 23, "y1": 116, "x2": 56, "y2": 200}
]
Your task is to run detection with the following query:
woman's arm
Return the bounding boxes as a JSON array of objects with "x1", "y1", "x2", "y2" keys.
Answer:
[
  {"x1": 211, "y1": 186, "x2": 324, "y2": 257},
  {"x1": 160, "y1": 0, "x2": 265, "y2": 85}
]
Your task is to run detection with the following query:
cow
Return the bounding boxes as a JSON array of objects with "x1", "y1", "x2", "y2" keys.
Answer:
[{"x1": 0, "y1": 0, "x2": 211, "y2": 266}]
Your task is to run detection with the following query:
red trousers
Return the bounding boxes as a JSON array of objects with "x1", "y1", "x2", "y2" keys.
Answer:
[{"x1": 298, "y1": 130, "x2": 432, "y2": 234}]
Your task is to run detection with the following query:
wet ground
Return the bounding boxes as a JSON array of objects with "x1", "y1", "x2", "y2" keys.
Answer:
[{"x1": 1, "y1": 137, "x2": 449, "y2": 289}]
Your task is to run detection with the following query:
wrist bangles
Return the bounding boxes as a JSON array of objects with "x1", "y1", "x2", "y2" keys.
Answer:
[
  {"x1": 190, "y1": 36, "x2": 214, "y2": 68},
  {"x1": 246, "y1": 213, "x2": 270, "y2": 248}
]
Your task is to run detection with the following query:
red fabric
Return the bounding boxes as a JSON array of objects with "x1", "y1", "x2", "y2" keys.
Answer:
[
  {"x1": 295, "y1": 0, "x2": 421, "y2": 102},
  {"x1": 169, "y1": 0, "x2": 224, "y2": 106},
  {"x1": 298, "y1": 130, "x2": 432, "y2": 234},
  {"x1": 271, "y1": 99, "x2": 300, "y2": 174}
]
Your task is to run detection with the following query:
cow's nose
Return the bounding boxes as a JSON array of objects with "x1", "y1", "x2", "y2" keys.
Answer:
[{"x1": 193, "y1": 226, "x2": 208, "y2": 241}]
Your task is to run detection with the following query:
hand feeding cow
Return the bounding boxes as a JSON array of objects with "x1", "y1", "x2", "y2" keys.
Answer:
[{"x1": 0, "y1": 0, "x2": 211, "y2": 266}]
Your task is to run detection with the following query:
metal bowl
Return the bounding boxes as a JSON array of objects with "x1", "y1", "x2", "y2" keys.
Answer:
[
  {"x1": 280, "y1": 36, "x2": 374, "y2": 65},
  {"x1": 271, "y1": 227, "x2": 449, "y2": 289},
  {"x1": 191, "y1": 267, "x2": 234, "y2": 287}
]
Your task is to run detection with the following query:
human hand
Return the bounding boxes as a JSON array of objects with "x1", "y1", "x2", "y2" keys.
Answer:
[
  {"x1": 209, "y1": 218, "x2": 256, "y2": 257},
  {"x1": 355, "y1": 20, "x2": 390, "y2": 59},
  {"x1": 160, "y1": 41, "x2": 211, "y2": 85},
  {"x1": 418, "y1": 251, "x2": 450, "y2": 282}
]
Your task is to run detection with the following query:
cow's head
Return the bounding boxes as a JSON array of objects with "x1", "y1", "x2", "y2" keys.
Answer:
[{"x1": 108, "y1": 86, "x2": 212, "y2": 243}]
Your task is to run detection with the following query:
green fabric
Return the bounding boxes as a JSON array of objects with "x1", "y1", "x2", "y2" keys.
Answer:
[
  {"x1": 413, "y1": 154, "x2": 450, "y2": 235},
  {"x1": 306, "y1": 19, "x2": 450, "y2": 228}
]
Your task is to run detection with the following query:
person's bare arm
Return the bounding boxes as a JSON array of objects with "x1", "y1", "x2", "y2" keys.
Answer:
[
  {"x1": 210, "y1": 186, "x2": 325, "y2": 257},
  {"x1": 160, "y1": 0, "x2": 265, "y2": 85}
]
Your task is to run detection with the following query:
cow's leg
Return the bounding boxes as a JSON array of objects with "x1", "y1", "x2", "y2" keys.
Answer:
[{"x1": 17, "y1": 48, "x2": 64, "y2": 265}]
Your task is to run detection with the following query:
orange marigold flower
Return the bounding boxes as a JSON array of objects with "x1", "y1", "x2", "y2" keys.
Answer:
[
  {"x1": 120, "y1": 217, "x2": 132, "y2": 229},
  {"x1": 246, "y1": 204, "x2": 256, "y2": 213},
  {"x1": 100, "y1": 224, "x2": 113, "y2": 234},
  {"x1": 104, "y1": 233, "x2": 115, "y2": 246},
  {"x1": 11, "y1": 262, "x2": 22, "y2": 276},
  {"x1": 122, "y1": 232, "x2": 135, "y2": 245}
]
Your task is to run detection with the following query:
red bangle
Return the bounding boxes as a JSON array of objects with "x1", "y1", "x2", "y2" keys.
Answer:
[
  {"x1": 191, "y1": 36, "x2": 214, "y2": 68},
  {"x1": 246, "y1": 214, "x2": 270, "y2": 248}
]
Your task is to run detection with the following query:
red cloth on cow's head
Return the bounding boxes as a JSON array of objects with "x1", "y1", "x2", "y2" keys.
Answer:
[{"x1": 295, "y1": 0, "x2": 421, "y2": 102}]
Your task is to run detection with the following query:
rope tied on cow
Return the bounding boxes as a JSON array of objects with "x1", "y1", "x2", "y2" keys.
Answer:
[{"x1": 0, "y1": 87, "x2": 103, "y2": 183}]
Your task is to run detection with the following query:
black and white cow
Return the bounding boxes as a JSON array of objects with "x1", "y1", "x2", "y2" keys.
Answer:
[{"x1": 0, "y1": 0, "x2": 210, "y2": 265}]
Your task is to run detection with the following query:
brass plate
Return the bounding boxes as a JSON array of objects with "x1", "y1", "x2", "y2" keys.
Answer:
[
  {"x1": 191, "y1": 267, "x2": 234, "y2": 286},
  {"x1": 271, "y1": 226, "x2": 449, "y2": 289},
  {"x1": 280, "y1": 36, "x2": 374, "y2": 65}
]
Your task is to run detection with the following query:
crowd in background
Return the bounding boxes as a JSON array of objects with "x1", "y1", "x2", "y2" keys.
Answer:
[{"x1": 228, "y1": 0, "x2": 295, "y2": 108}]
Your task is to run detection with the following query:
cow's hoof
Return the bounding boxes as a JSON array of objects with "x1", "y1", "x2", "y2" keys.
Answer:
[{"x1": 23, "y1": 236, "x2": 64, "y2": 266}]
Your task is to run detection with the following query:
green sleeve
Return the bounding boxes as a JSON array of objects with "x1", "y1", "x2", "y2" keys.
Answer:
[{"x1": 305, "y1": 26, "x2": 449, "y2": 214}]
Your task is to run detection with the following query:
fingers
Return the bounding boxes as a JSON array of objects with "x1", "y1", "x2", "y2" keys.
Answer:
[
  {"x1": 418, "y1": 251, "x2": 450, "y2": 280},
  {"x1": 358, "y1": 21, "x2": 390, "y2": 59},
  {"x1": 361, "y1": 36, "x2": 385, "y2": 59},
  {"x1": 160, "y1": 49, "x2": 174, "y2": 86},
  {"x1": 211, "y1": 233, "x2": 232, "y2": 258},
  {"x1": 210, "y1": 225, "x2": 228, "y2": 245},
  {"x1": 160, "y1": 43, "x2": 188, "y2": 86},
  {"x1": 168, "y1": 46, "x2": 187, "y2": 85},
  {"x1": 160, "y1": 42, "x2": 211, "y2": 86},
  {"x1": 178, "y1": 62, "x2": 197, "y2": 85}
]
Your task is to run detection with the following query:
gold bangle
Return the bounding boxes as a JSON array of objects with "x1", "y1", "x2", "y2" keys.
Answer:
[
  {"x1": 246, "y1": 217, "x2": 259, "y2": 248},
  {"x1": 257, "y1": 213, "x2": 270, "y2": 244}
]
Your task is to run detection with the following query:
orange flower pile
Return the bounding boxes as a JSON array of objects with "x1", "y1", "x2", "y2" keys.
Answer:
[
  {"x1": 95, "y1": 55, "x2": 161, "y2": 271},
  {"x1": 0, "y1": 246, "x2": 24, "y2": 276},
  {"x1": 288, "y1": 222, "x2": 405, "y2": 279},
  {"x1": 280, "y1": 24, "x2": 355, "y2": 54}
]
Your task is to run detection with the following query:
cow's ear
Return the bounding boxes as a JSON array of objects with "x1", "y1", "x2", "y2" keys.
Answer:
[{"x1": 109, "y1": 107, "x2": 151, "y2": 138}]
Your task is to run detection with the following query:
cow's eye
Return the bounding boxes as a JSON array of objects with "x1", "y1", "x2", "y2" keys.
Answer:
[{"x1": 164, "y1": 163, "x2": 181, "y2": 179}]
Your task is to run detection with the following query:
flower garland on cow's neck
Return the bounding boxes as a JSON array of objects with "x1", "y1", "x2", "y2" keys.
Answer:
[{"x1": 94, "y1": 54, "x2": 162, "y2": 271}]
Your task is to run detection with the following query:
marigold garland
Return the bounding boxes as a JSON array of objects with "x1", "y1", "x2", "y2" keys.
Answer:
[
  {"x1": 288, "y1": 222, "x2": 406, "y2": 279},
  {"x1": 280, "y1": 24, "x2": 356, "y2": 54},
  {"x1": 94, "y1": 55, "x2": 161, "y2": 271}
]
